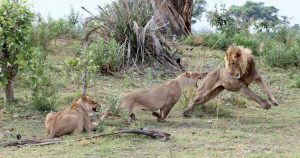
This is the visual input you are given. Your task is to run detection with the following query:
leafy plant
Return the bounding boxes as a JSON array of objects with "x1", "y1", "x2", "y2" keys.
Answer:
[
  {"x1": 86, "y1": 37, "x2": 122, "y2": 73},
  {"x1": 202, "y1": 33, "x2": 232, "y2": 50},
  {"x1": 181, "y1": 35, "x2": 204, "y2": 46},
  {"x1": 23, "y1": 48, "x2": 57, "y2": 112},
  {"x1": 232, "y1": 33, "x2": 259, "y2": 55},
  {"x1": 0, "y1": 0, "x2": 34, "y2": 101},
  {"x1": 263, "y1": 40, "x2": 300, "y2": 68},
  {"x1": 209, "y1": 4, "x2": 240, "y2": 37},
  {"x1": 32, "y1": 8, "x2": 83, "y2": 48},
  {"x1": 105, "y1": 93, "x2": 120, "y2": 116}
]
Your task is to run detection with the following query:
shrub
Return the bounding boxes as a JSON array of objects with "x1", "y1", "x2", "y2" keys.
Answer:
[
  {"x1": 66, "y1": 37, "x2": 122, "y2": 74},
  {"x1": 105, "y1": 93, "x2": 121, "y2": 116},
  {"x1": 32, "y1": 7, "x2": 83, "y2": 48},
  {"x1": 272, "y1": 26, "x2": 300, "y2": 45},
  {"x1": 263, "y1": 40, "x2": 300, "y2": 68},
  {"x1": 181, "y1": 36, "x2": 194, "y2": 45},
  {"x1": 232, "y1": 33, "x2": 260, "y2": 55},
  {"x1": 200, "y1": 33, "x2": 260, "y2": 55},
  {"x1": 181, "y1": 35, "x2": 203, "y2": 46},
  {"x1": 202, "y1": 33, "x2": 232, "y2": 50},
  {"x1": 86, "y1": 37, "x2": 122, "y2": 72},
  {"x1": 23, "y1": 48, "x2": 57, "y2": 112}
]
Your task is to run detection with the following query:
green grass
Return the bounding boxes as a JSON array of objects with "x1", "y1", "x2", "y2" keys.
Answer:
[{"x1": 0, "y1": 39, "x2": 300, "y2": 158}]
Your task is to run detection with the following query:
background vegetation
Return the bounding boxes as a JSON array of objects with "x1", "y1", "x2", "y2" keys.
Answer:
[{"x1": 0, "y1": 0, "x2": 299, "y2": 157}]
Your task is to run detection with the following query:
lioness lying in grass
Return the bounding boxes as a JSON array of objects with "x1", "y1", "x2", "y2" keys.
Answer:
[
  {"x1": 120, "y1": 72, "x2": 204, "y2": 121},
  {"x1": 45, "y1": 95, "x2": 99, "y2": 138}
]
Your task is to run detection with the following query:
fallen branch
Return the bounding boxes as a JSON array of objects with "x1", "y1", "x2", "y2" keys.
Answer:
[
  {"x1": 1, "y1": 128, "x2": 170, "y2": 148},
  {"x1": 119, "y1": 128, "x2": 171, "y2": 140},
  {"x1": 80, "y1": 128, "x2": 171, "y2": 141},
  {"x1": 1, "y1": 138, "x2": 62, "y2": 148}
]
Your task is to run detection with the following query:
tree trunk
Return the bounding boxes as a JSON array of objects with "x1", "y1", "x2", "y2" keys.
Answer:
[
  {"x1": 4, "y1": 64, "x2": 18, "y2": 102},
  {"x1": 170, "y1": 0, "x2": 193, "y2": 33},
  {"x1": 151, "y1": 0, "x2": 193, "y2": 37}
]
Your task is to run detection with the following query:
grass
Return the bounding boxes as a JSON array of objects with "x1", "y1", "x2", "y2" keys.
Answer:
[{"x1": 0, "y1": 38, "x2": 300, "y2": 158}]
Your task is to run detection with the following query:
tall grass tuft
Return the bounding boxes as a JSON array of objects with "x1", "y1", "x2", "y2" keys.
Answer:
[{"x1": 84, "y1": 0, "x2": 182, "y2": 72}]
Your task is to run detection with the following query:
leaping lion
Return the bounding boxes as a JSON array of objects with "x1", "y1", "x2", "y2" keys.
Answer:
[{"x1": 183, "y1": 45, "x2": 278, "y2": 117}]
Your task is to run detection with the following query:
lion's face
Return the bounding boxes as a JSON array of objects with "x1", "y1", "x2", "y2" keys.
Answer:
[
  {"x1": 225, "y1": 46, "x2": 243, "y2": 79},
  {"x1": 181, "y1": 72, "x2": 202, "y2": 87},
  {"x1": 80, "y1": 95, "x2": 100, "y2": 112}
]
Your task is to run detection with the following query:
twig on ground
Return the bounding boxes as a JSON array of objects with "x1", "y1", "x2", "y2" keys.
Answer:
[{"x1": 1, "y1": 128, "x2": 170, "y2": 148}]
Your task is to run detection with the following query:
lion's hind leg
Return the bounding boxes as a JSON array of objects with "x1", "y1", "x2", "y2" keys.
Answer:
[
  {"x1": 152, "y1": 110, "x2": 161, "y2": 119},
  {"x1": 183, "y1": 86, "x2": 224, "y2": 117},
  {"x1": 158, "y1": 106, "x2": 173, "y2": 121}
]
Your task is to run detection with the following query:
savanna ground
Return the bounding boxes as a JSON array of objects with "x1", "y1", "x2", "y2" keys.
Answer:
[{"x1": 0, "y1": 38, "x2": 299, "y2": 158}]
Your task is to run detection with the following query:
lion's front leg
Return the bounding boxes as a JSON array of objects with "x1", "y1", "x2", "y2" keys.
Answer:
[
  {"x1": 255, "y1": 75, "x2": 278, "y2": 106},
  {"x1": 240, "y1": 84, "x2": 271, "y2": 109},
  {"x1": 83, "y1": 115, "x2": 95, "y2": 132}
]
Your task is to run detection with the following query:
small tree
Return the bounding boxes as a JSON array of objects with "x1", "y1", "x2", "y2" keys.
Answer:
[
  {"x1": 192, "y1": 0, "x2": 206, "y2": 21},
  {"x1": 0, "y1": 0, "x2": 34, "y2": 101},
  {"x1": 68, "y1": 6, "x2": 79, "y2": 26}
]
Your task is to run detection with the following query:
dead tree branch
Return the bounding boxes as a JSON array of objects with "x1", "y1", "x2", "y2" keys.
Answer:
[{"x1": 1, "y1": 128, "x2": 170, "y2": 148}]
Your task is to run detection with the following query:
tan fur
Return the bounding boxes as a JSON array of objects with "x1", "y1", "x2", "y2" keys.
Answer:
[
  {"x1": 121, "y1": 72, "x2": 204, "y2": 121},
  {"x1": 183, "y1": 45, "x2": 278, "y2": 117},
  {"x1": 45, "y1": 95, "x2": 99, "y2": 138}
]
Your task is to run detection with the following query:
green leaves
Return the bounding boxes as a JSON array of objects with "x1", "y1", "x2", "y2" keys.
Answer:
[
  {"x1": 227, "y1": 1, "x2": 281, "y2": 32},
  {"x1": 0, "y1": 0, "x2": 34, "y2": 85}
]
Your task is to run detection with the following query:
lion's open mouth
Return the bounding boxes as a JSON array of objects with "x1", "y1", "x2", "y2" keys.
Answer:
[{"x1": 92, "y1": 108, "x2": 98, "y2": 112}]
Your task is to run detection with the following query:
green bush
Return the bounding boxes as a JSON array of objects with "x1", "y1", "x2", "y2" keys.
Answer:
[
  {"x1": 32, "y1": 8, "x2": 83, "y2": 48},
  {"x1": 181, "y1": 36, "x2": 194, "y2": 45},
  {"x1": 232, "y1": 33, "x2": 260, "y2": 55},
  {"x1": 272, "y1": 26, "x2": 300, "y2": 45},
  {"x1": 263, "y1": 40, "x2": 300, "y2": 68},
  {"x1": 87, "y1": 37, "x2": 122, "y2": 72},
  {"x1": 105, "y1": 93, "x2": 120, "y2": 116},
  {"x1": 24, "y1": 48, "x2": 57, "y2": 112},
  {"x1": 202, "y1": 33, "x2": 232, "y2": 50},
  {"x1": 65, "y1": 37, "x2": 121, "y2": 74},
  {"x1": 181, "y1": 35, "x2": 204, "y2": 46}
]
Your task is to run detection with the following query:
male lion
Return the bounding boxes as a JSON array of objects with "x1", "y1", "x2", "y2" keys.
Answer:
[
  {"x1": 183, "y1": 45, "x2": 278, "y2": 117},
  {"x1": 45, "y1": 95, "x2": 99, "y2": 138},
  {"x1": 120, "y1": 72, "x2": 204, "y2": 121}
]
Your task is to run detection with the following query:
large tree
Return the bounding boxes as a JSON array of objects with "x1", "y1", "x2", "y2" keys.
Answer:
[
  {"x1": 0, "y1": 0, "x2": 34, "y2": 101},
  {"x1": 228, "y1": 1, "x2": 280, "y2": 32}
]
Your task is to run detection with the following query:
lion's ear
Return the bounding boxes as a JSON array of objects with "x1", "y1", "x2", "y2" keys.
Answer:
[
  {"x1": 185, "y1": 72, "x2": 191, "y2": 77},
  {"x1": 81, "y1": 95, "x2": 87, "y2": 100}
]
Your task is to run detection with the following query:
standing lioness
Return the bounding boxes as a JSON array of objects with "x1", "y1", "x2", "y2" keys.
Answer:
[
  {"x1": 120, "y1": 72, "x2": 204, "y2": 121},
  {"x1": 45, "y1": 95, "x2": 99, "y2": 138},
  {"x1": 183, "y1": 45, "x2": 278, "y2": 117}
]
